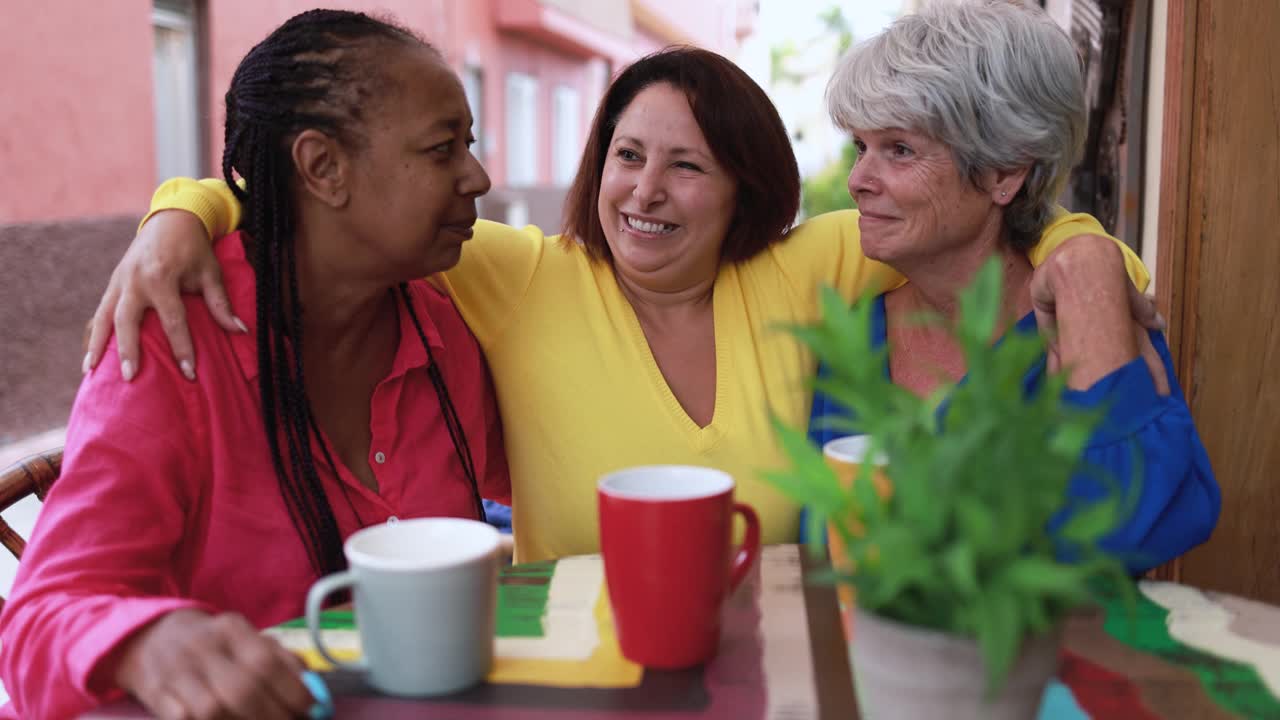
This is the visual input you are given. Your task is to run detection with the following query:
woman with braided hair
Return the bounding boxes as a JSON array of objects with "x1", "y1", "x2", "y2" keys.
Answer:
[{"x1": 0, "y1": 10, "x2": 508, "y2": 719}]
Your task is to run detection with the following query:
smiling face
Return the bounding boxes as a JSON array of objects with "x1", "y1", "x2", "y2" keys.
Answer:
[
  {"x1": 341, "y1": 46, "x2": 491, "y2": 278},
  {"x1": 596, "y1": 83, "x2": 738, "y2": 292},
  {"x1": 847, "y1": 127, "x2": 1006, "y2": 269}
]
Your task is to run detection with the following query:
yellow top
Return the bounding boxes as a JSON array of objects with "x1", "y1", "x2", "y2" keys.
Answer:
[{"x1": 147, "y1": 179, "x2": 1149, "y2": 561}]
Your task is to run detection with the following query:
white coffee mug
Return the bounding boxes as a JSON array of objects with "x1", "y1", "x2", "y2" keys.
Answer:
[{"x1": 305, "y1": 517, "x2": 500, "y2": 697}]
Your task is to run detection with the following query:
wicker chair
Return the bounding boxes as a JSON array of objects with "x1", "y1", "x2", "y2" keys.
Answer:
[{"x1": 0, "y1": 448, "x2": 62, "y2": 611}]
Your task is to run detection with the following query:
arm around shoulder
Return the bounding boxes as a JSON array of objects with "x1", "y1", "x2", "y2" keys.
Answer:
[
  {"x1": 777, "y1": 210, "x2": 904, "y2": 305},
  {"x1": 1029, "y1": 207, "x2": 1150, "y2": 291},
  {"x1": 437, "y1": 219, "x2": 548, "y2": 349},
  {"x1": 142, "y1": 177, "x2": 244, "y2": 241}
]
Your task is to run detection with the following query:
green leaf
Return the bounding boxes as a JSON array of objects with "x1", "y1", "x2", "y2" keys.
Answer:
[
  {"x1": 955, "y1": 497, "x2": 999, "y2": 555},
  {"x1": 858, "y1": 525, "x2": 937, "y2": 604},
  {"x1": 1021, "y1": 595, "x2": 1052, "y2": 634},
  {"x1": 807, "y1": 565, "x2": 855, "y2": 587},
  {"x1": 852, "y1": 460, "x2": 886, "y2": 525},
  {"x1": 999, "y1": 557, "x2": 1090, "y2": 601},
  {"x1": 804, "y1": 508, "x2": 829, "y2": 561},
  {"x1": 762, "y1": 417, "x2": 848, "y2": 509},
  {"x1": 975, "y1": 587, "x2": 1022, "y2": 695},
  {"x1": 1057, "y1": 497, "x2": 1120, "y2": 544},
  {"x1": 957, "y1": 257, "x2": 1003, "y2": 345},
  {"x1": 1049, "y1": 421, "x2": 1093, "y2": 460},
  {"x1": 941, "y1": 542, "x2": 980, "y2": 597}
]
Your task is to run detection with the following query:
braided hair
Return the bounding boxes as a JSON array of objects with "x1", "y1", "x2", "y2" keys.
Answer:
[{"x1": 221, "y1": 10, "x2": 480, "y2": 575}]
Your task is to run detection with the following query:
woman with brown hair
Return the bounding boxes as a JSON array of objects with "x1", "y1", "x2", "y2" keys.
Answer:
[{"x1": 84, "y1": 46, "x2": 1151, "y2": 563}]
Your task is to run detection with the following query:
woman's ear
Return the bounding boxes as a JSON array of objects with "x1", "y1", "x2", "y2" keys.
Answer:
[
  {"x1": 991, "y1": 165, "x2": 1031, "y2": 206},
  {"x1": 291, "y1": 129, "x2": 350, "y2": 208}
]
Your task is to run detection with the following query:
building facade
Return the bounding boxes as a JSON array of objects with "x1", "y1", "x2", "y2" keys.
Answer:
[{"x1": 0, "y1": 0, "x2": 755, "y2": 442}]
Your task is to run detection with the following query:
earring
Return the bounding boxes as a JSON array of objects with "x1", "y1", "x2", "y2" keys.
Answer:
[{"x1": 1001, "y1": 191, "x2": 1008, "y2": 197}]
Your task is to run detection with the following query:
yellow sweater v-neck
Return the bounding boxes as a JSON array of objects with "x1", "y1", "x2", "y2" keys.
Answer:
[{"x1": 148, "y1": 179, "x2": 1148, "y2": 561}]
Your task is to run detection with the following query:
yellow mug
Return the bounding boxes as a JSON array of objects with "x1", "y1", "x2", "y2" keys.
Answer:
[{"x1": 822, "y1": 435, "x2": 890, "y2": 610}]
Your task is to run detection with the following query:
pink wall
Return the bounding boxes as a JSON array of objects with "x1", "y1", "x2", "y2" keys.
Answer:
[
  {"x1": 199, "y1": 0, "x2": 604, "y2": 189},
  {"x1": 0, "y1": 1, "x2": 156, "y2": 223},
  {"x1": 442, "y1": 0, "x2": 607, "y2": 187},
  {"x1": 0, "y1": 0, "x2": 739, "y2": 223},
  {"x1": 199, "y1": 1, "x2": 731, "y2": 189},
  {"x1": 635, "y1": 0, "x2": 737, "y2": 51},
  {"x1": 200, "y1": 0, "x2": 458, "y2": 179}
]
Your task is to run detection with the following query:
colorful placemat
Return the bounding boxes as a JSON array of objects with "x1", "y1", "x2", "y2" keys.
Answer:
[
  {"x1": 259, "y1": 545, "x2": 851, "y2": 718},
  {"x1": 1100, "y1": 582, "x2": 1280, "y2": 718},
  {"x1": 1046, "y1": 650, "x2": 1159, "y2": 719},
  {"x1": 1044, "y1": 580, "x2": 1280, "y2": 719},
  {"x1": 266, "y1": 554, "x2": 643, "y2": 688}
]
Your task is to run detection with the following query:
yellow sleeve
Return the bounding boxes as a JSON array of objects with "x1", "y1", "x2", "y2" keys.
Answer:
[
  {"x1": 771, "y1": 210, "x2": 902, "y2": 305},
  {"x1": 436, "y1": 220, "x2": 545, "y2": 349},
  {"x1": 140, "y1": 177, "x2": 547, "y2": 348},
  {"x1": 140, "y1": 177, "x2": 243, "y2": 240},
  {"x1": 781, "y1": 205, "x2": 1150, "y2": 304},
  {"x1": 1028, "y1": 208, "x2": 1150, "y2": 292}
]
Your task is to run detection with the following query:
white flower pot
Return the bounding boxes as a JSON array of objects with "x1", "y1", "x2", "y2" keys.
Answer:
[{"x1": 852, "y1": 607, "x2": 1062, "y2": 720}]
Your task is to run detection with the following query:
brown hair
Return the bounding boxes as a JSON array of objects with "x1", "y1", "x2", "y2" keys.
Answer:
[{"x1": 562, "y1": 47, "x2": 800, "y2": 264}]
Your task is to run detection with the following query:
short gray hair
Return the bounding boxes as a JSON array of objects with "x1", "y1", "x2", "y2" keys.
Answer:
[{"x1": 826, "y1": 0, "x2": 1086, "y2": 250}]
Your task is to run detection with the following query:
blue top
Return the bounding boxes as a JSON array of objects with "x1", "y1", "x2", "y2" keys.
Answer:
[
  {"x1": 482, "y1": 499, "x2": 513, "y2": 534},
  {"x1": 806, "y1": 294, "x2": 1220, "y2": 573}
]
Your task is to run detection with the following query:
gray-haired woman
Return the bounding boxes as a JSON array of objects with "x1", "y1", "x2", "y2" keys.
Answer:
[{"x1": 808, "y1": 0, "x2": 1219, "y2": 572}]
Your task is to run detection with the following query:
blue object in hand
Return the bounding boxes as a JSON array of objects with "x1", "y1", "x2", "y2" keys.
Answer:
[{"x1": 301, "y1": 670, "x2": 334, "y2": 719}]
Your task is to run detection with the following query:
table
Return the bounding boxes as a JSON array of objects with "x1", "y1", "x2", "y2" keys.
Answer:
[{"x1": 87, "y1": 545, "x2": 1280, "y2": 719}]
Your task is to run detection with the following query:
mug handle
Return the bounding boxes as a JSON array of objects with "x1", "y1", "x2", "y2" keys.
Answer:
[
  {"x1": 728, "y1": 502, "x2": 761, "y2": 591},
  {"x1": 305, "y1": 570, "x2": 368, "y2": 672}
]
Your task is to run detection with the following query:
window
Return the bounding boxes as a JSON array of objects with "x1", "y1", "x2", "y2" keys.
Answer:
[
  {"x1": 152, "y1": 0, "x2": 202, "y2": 180},
  {"x1": 552, "y1": 85, "x2": 581, "y2": 186},
  {"x1": 462, "y1": 65, "x2": 485, "y2": 157},
  {"x1": 505, "y1": 73, "x2": 539, "y2": 186}
]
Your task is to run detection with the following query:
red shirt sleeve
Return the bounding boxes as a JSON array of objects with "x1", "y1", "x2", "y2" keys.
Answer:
[{"x1": 0, "y1": 322, "x2": 215, "y2": 719}]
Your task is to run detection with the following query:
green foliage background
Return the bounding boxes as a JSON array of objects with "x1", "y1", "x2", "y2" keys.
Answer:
[
  {"x1": 773, "y1": 5, "x2": 858, "y2": 220},
  {"x1": 802, "y1": 141, "x2": 858, "y2": 219}
]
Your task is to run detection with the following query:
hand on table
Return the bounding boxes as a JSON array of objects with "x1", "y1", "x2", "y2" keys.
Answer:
[{"x1": 114, "y1": 609, "x2": 323, "y2": 720}]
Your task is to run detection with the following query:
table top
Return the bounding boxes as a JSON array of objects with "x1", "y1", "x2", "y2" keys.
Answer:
[{"x1": 87, "y1": 545, "x2": 1280, "y2": 719}]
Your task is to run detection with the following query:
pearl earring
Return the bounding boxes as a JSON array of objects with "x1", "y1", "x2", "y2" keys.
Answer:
[{"x1": 1001, "y1": 191, "x2": 1008, "y2": 197}]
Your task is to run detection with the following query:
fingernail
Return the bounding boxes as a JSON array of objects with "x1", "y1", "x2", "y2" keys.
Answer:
[
  {"x1": 1155, "y1": 312, "x2": 1167, "y2": 330},
  {"x1": 301, "y1": 671, "x2": 333, "y2": 719},
  {"x1": 121, "y1": 360, "x2": 135, "y2": 382},
  {"x1": 233, "y1": 316, "x2": 249, "y2": 334},
  {"x1": 82, "y1": 352, "x2": 94, "y2": 375}
]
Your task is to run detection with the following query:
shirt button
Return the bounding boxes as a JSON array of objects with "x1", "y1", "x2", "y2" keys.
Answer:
[
  {"x1": 374, "y1": 451, "x2": 386, "y2": 464},
  {"x1": 387, "y1": 516, "x2": 399, "y2": 524}
]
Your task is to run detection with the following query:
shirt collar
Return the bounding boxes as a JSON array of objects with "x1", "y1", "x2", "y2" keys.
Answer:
[{"x1": 220, "y1": 233, "x2": 445, "y2": 383}]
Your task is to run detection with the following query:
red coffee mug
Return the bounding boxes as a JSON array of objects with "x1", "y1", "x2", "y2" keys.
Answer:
[{"x1": 597, "y1": 465, "x2": 761, "y2": 669}]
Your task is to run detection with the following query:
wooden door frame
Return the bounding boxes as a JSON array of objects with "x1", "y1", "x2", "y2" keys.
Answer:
[{"x1": 1148, "y1": 0, "x2": 1200, "y2": 583}]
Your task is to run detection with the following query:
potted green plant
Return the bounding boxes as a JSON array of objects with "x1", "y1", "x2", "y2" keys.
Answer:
[{"x1": 766, "y1": 259, "x2": 1135, "y2": 720}]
